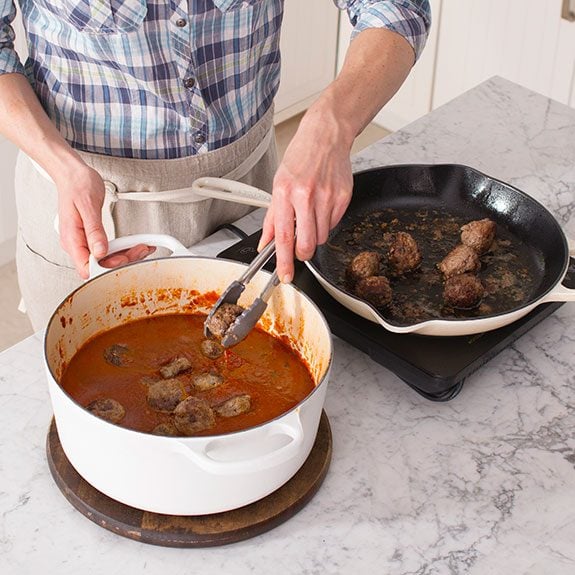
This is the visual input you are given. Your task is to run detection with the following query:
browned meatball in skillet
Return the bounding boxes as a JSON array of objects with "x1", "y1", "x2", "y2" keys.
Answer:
[
  {"x1": 200, "y1": 339, "x2": 224, "y2": 359},
  {"x1": 346, "y1": 251, "x2": 382, "y2": 285},
  {"x1": 443, "y1": 273, "x2": 485, "y2": 309},
  {"x1": 214, "y1": 394, "x2": 252, "y2": 418},
  {"x1": 87, "y1": 398, "x2": 126, "y2": 423},
  {"x1": 147, "y1": 378, "x2": 185, "y2": 413},
  {"x1": 174, "y1": 397, "x2": 216, "y2": 435},
  {"x1": 460, "y1": 219, "x2": 496, "y2": 254},
  {"x1": 205, "y1": 303, "x2": 244, "y2": 339},
  {"x1": 354, "y1": 275, "x2": 392, "y2": 308},
  {"x1": 387, "y1": 232, "x2": 422, "y2": 276},
  {"x1": 159, "y1": 356, "x2": 192, "y2": 379},
  {"x1": 438, "y1": 244, "x2": 481, "y2": 279}
]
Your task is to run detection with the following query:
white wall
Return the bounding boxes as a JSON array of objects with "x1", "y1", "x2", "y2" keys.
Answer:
[
  {"x1": 0, "y1": 136, "x2": 19, "y2": 266},
  {"x1": 0, "y1": 10, "x2": 26, "y2": 267},
  {"x1": 432, "y1": 0, "x2": 575, "y2": 109},
  {"x1": 274, "y1": 0, "x2": 338, "y2": 124}
]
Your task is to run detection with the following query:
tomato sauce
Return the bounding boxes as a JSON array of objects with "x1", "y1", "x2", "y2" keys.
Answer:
[{"x1": 60, "y1": 314, "x2": 316, "y2": 436}]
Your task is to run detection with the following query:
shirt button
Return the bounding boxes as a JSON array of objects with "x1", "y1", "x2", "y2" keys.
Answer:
[
  {"x1": 194, "y1": 133, "x2": 206, "y2": 145},
  {"x1": 175, "y1": 18, "x2": 187, "y2": 27},
  {"x1": 183, "y1": 77, "x2": 195, "y2": 89}
]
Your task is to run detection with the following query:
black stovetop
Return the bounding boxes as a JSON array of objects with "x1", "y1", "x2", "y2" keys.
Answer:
[{"x1": 218, "y1": 230, "x2": 574, "y2": 402}]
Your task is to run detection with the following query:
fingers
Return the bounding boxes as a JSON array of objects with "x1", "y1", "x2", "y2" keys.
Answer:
[
  {"x1": 258, "y1": 207, "x2": 275, "y2": 252},
  {"x1": 57, "y1": 166, "x2": 108, "y2": 278},
  {"x1": 100, "y1": 245, "x2": 156, "y2": 269},
  {"x1": 260, "y1": 181, "x2": 351, "y2": 284},
  {"x1": 59, "y1": 205, "x2": 92, "y2": 279},
  {"x1": 273, "y1": 194, "x2": 296, "y2": 284}
]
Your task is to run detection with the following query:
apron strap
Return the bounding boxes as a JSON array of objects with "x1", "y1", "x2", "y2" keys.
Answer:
[{"x1": 32, "y1": 126, "x2": 274, "y2": 242}]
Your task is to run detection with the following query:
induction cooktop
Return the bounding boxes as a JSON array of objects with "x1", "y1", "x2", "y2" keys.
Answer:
[{"x1": 217, "y1": 229, "x2": 574, "y2": 402}]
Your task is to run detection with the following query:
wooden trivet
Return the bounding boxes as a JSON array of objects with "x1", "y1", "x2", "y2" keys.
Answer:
[{"x1": 46, "y1": 411, "x2": 332, "y2": 547}]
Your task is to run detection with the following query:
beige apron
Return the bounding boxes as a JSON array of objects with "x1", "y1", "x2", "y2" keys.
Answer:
[{"x1": 15, "y1": 107, "x2": 277, "y2": 331}]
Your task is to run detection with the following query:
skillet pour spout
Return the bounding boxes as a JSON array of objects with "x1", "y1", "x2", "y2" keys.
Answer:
[{"x1": 307, "y1": 164, "x2": 575, "y2": 336}]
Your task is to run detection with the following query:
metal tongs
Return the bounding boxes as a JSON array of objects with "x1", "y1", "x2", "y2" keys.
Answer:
[{"x1": 204, "y1": 239, "x2": 280, "y2": 348}]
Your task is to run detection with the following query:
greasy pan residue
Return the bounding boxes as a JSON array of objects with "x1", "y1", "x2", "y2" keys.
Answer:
[{"x1": 325, "y1": 207, "x2": 539, "y2": 325}]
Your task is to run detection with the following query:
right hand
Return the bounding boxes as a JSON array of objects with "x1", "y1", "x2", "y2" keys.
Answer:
[{"x1": 55, "y1": 163, "x2": 153, "y2": 278}]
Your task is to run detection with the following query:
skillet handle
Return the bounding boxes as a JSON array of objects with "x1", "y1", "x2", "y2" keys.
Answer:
[
  {"x1": 539, "y1": 236, "x2": 575, "y2": 303},
  {"x1": 88, "y1": 233, "x2": 190, "y2": 279}
]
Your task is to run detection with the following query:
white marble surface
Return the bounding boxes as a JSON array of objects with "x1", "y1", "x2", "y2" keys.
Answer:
[{"x1": 1, "y1": 77, "x2": 575, "y2": 574}]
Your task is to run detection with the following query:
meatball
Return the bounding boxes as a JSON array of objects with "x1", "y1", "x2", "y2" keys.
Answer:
[
  {"x1": 159, "y1": 356, "x2": 192, "y2": 379},
  {"x1": 460, "y1": 218, "x2": 496, "y2": 254},
  {"x1": 87, "y1": 398, "x2": 125, "y2": 424},
  {"x1": 205, "y1": 303, "x2": 244, "y2": 339},
  {"x1": 438, "y1": 244, "x2": 481, "y2": 279},
  {"x1": 387, "y1": 232, "x2": 422, "y2": 275},
  {"x1": 200, "y1": 339, "x2": 224, "y2": 359},
  {"x1": 346, "y1": 251, "x2": 382, "y2": 285},
  {"x1": 174, "y1": 397, "x2": 216, "y2": 435},
  {"x1": 354, "y1": 275, "x2": 392, "y2": 308},
  {"x1": 140, "y1": 375, "x2": 160, "y2": 387},
  {"x1": 443, "y1": 273, "x2": 485, "y2": 309},
  {"x1": 147, "y1": 378, "x2": 185, "y2": 413},
  {"x1": 192, "y1": 371, "x2": 224, "y2": 391},
  {"x1": 151, "y1": 422, "x2": 178, "y2": 436},
  {"x1": 214, "y1": 394, "x2": 252, "y2": 418},
  {"x1": 103, "y1": 344, "x2": 131, "y2": 367}
]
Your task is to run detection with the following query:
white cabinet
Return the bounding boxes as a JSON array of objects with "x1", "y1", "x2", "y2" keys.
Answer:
[
  {"x1": 337, "y1": 0, "x2": 575, "y2": 130},
  {"x1": 0, "y1": 136, "x2": 18, "y2": 266},
  {"x1": 274, "y1": 0, "x2": 339, "y2": 124},
  {"x1": 0, "y1": 13, "x2": 26, "y2": 267},
  {"x1": 433, "y1": 0, "x2": 575, "y2": 108}
]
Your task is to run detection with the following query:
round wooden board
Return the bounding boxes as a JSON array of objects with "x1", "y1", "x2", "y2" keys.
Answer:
[{"x1": 46, "y1": 411, "x2": 332, "y2": 547}]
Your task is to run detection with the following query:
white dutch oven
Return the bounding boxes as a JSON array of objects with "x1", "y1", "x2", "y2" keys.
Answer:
[{"x1": 44, "y1": 234, "x2": 332, "y2": 515}]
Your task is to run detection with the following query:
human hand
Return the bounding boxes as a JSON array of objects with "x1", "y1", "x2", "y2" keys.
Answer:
[
  {"x1": 258, "y1": 110, "x2": 354, "y2": 283},
  {"x1": 56, "y1": 163, "x2": 153, "y2": 278}
]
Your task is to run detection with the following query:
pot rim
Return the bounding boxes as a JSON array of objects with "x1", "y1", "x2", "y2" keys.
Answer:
[{"x1": 44, "y1": 255, "x2": 334, "y2": 440}]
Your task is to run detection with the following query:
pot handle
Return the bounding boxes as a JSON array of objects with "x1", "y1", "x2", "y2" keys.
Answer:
[
  {"x1": 173, "y1": 409, "x2": 305, "y2": 475},
  {"x1": 191, "y1": 177, "x2": 272, "y2": 208},
  {"x1": 88, "y1": 233, "x2": 190, "y2": 279},
  {"x1": 540, "y1": 236, "x2": 575, "y2": 303}
]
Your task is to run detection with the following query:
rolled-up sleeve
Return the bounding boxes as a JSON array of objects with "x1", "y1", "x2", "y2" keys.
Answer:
[
  {"x1": 335, "y1": 0, "x2": 432, "y2": 61},
  {"x1": 1, "y1": 0, "x2": 25, "y2": 75}
]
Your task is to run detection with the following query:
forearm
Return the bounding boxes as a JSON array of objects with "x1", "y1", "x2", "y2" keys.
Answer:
[
  {"x1": 0, "y1": 73, "x2": 84, "y2": 183},
  {"x1": 299, "y1": 27, "x2": 415, "y2": 150}
]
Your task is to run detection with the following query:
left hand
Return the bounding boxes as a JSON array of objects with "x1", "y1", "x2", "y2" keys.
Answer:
[{"x1": 258, "y1": 109, "x2": 354, "y2": 283}]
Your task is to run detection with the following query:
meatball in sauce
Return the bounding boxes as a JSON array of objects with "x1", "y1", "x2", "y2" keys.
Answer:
[{"x1": 205, "y1": 303, "x2": 244, "y2": 339}]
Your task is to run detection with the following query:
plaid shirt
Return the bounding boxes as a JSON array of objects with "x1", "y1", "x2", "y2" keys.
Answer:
[{"x1": 0, "y1": 0, "x2": 431, "y2": 159}]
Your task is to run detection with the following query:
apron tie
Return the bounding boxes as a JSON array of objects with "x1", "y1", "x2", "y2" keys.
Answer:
[{"x1": 34, "y1": 126, "x2": 274, "y2": 242}]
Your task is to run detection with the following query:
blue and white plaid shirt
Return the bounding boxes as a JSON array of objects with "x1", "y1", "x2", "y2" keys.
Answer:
[{"x1": 0, "y1": 0, "x2": 430, "y2": 159}]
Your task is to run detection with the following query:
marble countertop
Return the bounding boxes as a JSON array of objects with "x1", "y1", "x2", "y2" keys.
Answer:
[{"x1": 2, "y1": 77, "x2": 575, "y2": 574}]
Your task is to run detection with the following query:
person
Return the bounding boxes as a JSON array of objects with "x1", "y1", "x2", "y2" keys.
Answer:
[{"x1": 0, "y1": 0, "x2": 431, "y2": 331}]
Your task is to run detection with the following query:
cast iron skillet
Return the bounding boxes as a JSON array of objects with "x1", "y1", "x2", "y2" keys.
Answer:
[{"x1": 306, "y1": 164, "x2": 575, "y2": 336}]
